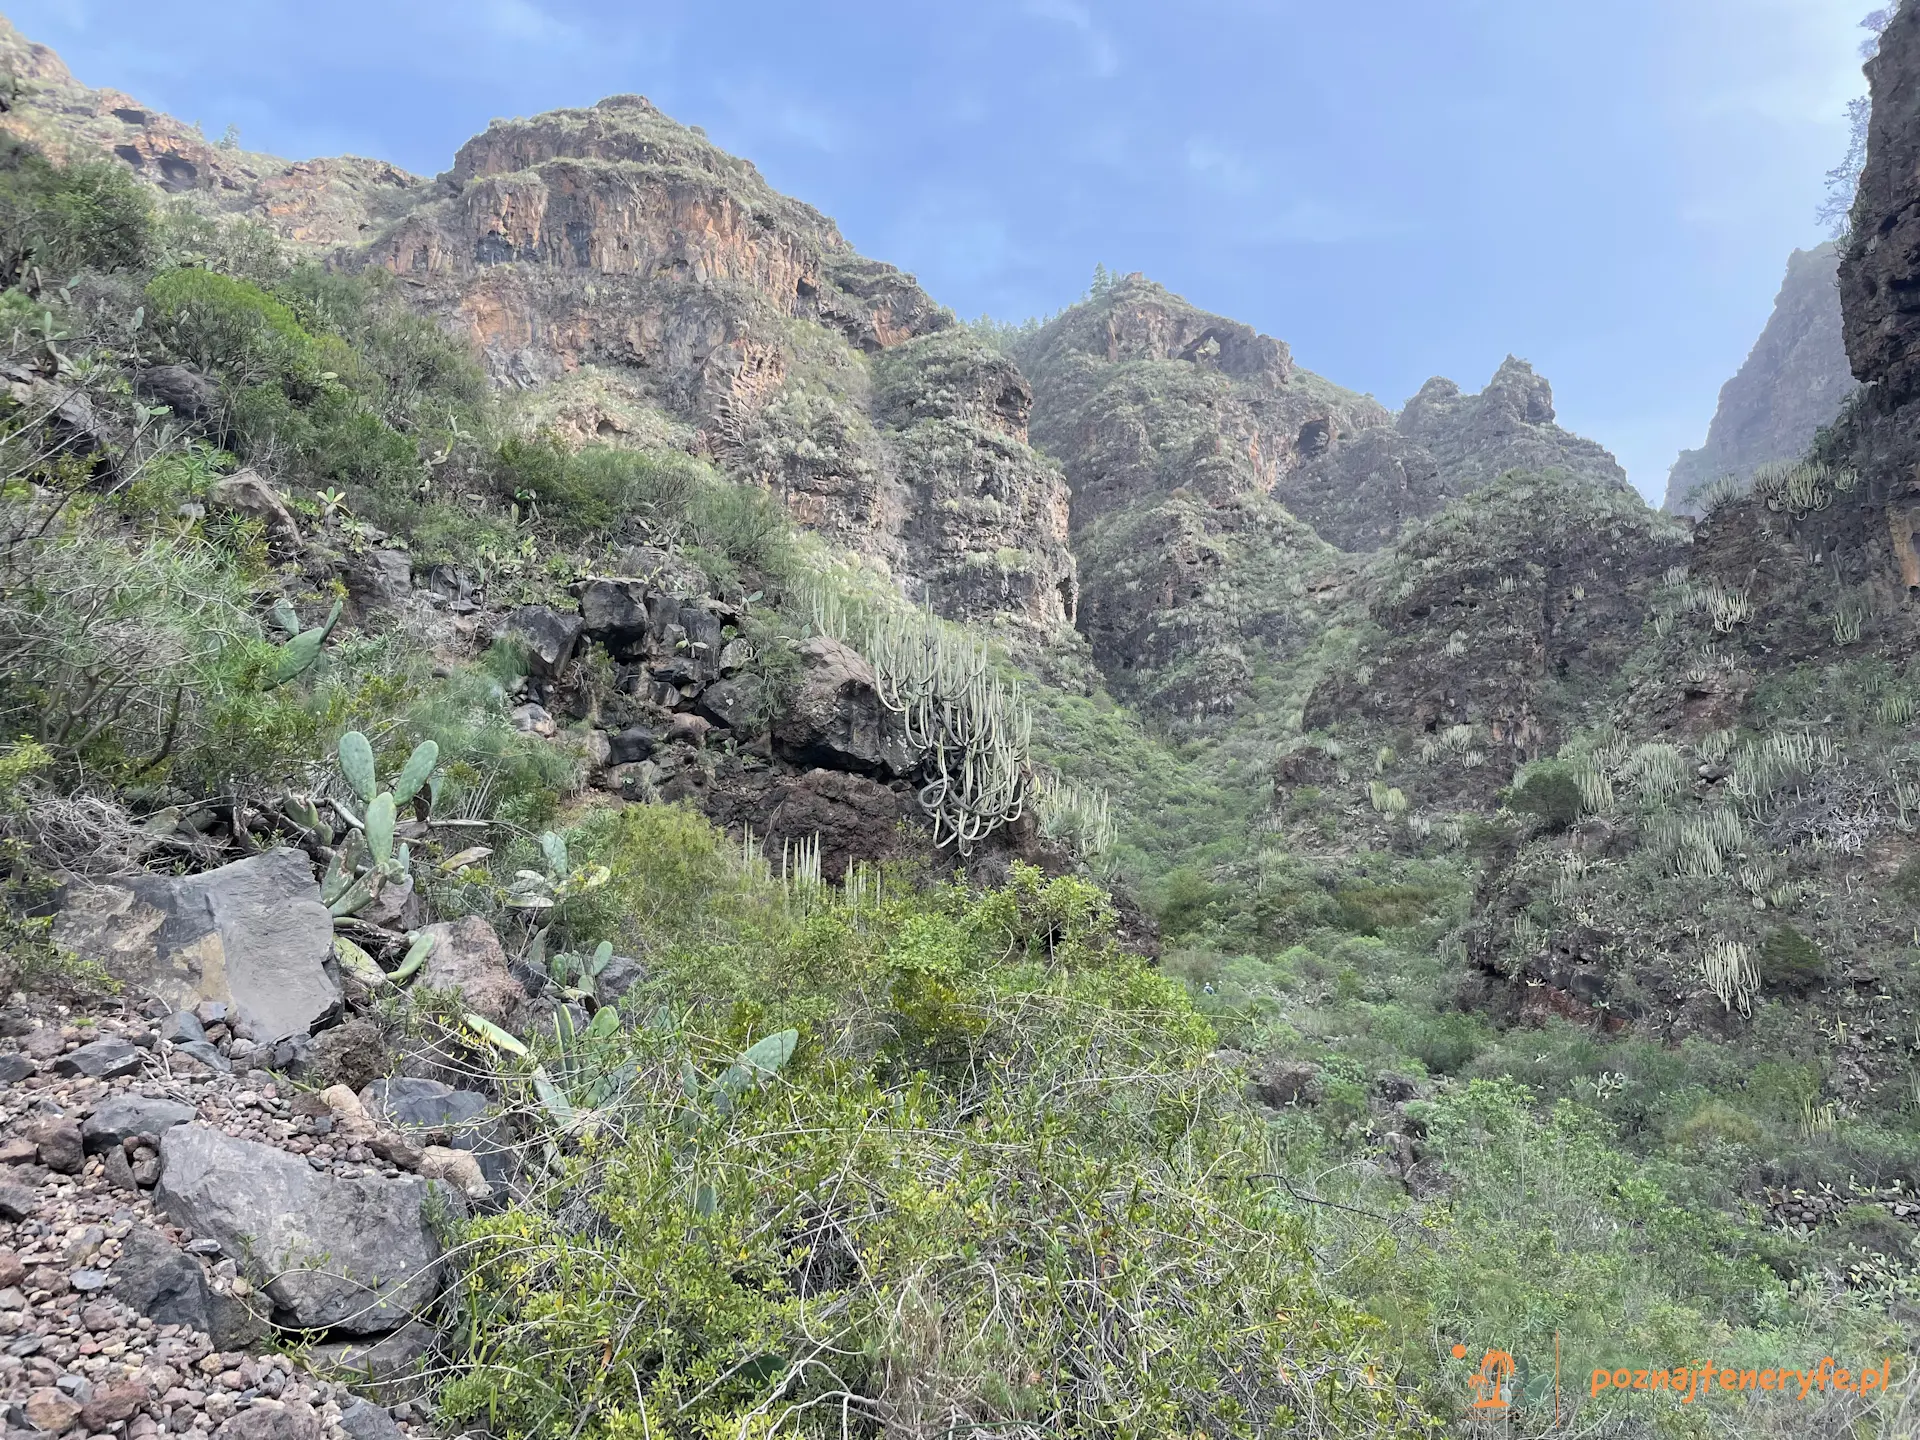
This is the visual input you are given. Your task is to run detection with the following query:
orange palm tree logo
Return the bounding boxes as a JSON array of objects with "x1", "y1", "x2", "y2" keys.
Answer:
[{"x1": 1453, "y1": 1343, "x2": 1515, "y2": 1410}]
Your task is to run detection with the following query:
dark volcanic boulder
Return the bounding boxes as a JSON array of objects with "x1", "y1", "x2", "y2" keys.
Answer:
[
  {"x1": 578, "y1": 579, "x2": 651, "y2": 648},
  {"x1": 81, "y1": 1095, "x2": 195, "y2": 1153},
  {"x1": 770, "y1": 638, "x2": 903, "y2": 774},
  {"x1": 607, "y1": 724, "x2": 658, "y2": 765},
  {"x1": 52, "y1": 1036, "x2": 139, "y2": 1079},
  {"x1": 112, "y1": 1225, "x2": 265, "y2": 1348},
  {"x1": 502, "y1": 605, "x2": 582, "y2": 678},
  {"x1": 695, "y1": 676, "x2": 760, "y2": 731},
  {"x1": 133, "y1": 363, "x2": 219, "y2": 424},
  {"x1": 762, "y1": 769, "x2": 917, "y2": 880}
]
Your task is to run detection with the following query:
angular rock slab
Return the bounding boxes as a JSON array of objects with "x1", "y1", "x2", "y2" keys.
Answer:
[
  {"x1": 412, "y1": 917, "x2": 523, "y2": 1026},
  {"x1": 54, "y1": 848, "x2": 338, "y2": 1044},
  {"x1": 81, "y1": 1095, "x2": 195, "y2": 1153},
  {"x1": 155, "y1": 1126, "x2": 458, "y2": 1335},
  {"x1": 309, "y1": 1321, "x2": 436, "y2": 1403},
  {"x1": 770, "y1": 637, "x2": 912, "y2": 776},
  {"x1": 112, "y1": 1225, "x2": 266, "y2": 1349}
]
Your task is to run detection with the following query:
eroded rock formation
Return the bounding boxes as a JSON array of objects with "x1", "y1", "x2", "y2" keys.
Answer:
[
  {"x1": 0, "y1": 15, "x2": 422, "y2": 246},
  {"x1": 1664, "y1": 244, "x2": 1856, "y2": 515},
  {"x1": 1015, "y1": 276, "x2": 1634, "y2": 718},
  {"x1": 351, "y1": 98, "x2": 1075, "y2": 635},
  {"x1": 1839, "y1": 0, "x2": 1920, "y2": 605}
]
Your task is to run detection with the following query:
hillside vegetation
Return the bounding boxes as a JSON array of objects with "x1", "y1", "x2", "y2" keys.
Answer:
[{"x1": 1, "y1": 17, "x2": 1918, "y2": 1440}]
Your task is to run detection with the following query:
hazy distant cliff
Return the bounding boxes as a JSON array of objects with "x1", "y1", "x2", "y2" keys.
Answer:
[{"x1": 1663, "y1": 243, "x2": 1856, "y2": 515}]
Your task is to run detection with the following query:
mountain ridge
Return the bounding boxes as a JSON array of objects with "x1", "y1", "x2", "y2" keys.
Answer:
[{"x1": 1663, "y1": 242, "x2": 1857, "y2": 515}]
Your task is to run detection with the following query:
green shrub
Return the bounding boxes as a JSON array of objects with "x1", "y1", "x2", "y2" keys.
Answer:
[
  {"x1": 1317, "y1": 1074, "x2": 1370, "y2": 1135},
  {"x1": 1333, "y1": 883, "x2": 1442, "y2": 935},
  {"x1": 1834, "y1": 1204, "x2": 1912, "y2": 1257},
  {"x1": 567, "y1": 801, "x2": 732, "y2": 949},
  {"x1": 685, "y1": 474, "x2": 792, "y2": 581},
  {"x1": 1154, "y1": 864, "x2": 1226, "y2": 937},
  {"x1": 145, "y1": 267, "x2": 321, "y2": 391},
  {"x1": 1757, "y1": 925, "x2": 1824, "y2": 993},
  {"x1": 1409, "y1": 1010, "x2": 1486, "y2": 1075},
  {"x1": 1669, "y1": 1099, "x2": 1766, "y2": 1152},
  {"x1": 1507, "y1": 761, "x2": 1583, "y2": 831},
  {"x1": 1745, "y1": 1060, "x2": 1822, "y2": 1120},
  {"x1": 0, "y1": 140, "x2": 152, "y2": 286},
  {"x1": 437, "y1": 850, "x2": 1428, "y2": 1440}
]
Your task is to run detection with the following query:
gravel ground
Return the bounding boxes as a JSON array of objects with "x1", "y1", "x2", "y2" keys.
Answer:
[{"x1": 1, "y1": 1002, "x2": 439, "y2": 1440}]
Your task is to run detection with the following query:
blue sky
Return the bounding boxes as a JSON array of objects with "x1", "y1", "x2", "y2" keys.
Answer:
[{"x1": 5, "y1": 0, "x2": 1872, "y2": 499}]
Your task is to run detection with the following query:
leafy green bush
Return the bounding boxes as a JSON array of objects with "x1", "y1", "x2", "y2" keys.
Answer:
[
  {"x1": 491, "y1": 437, "x2": 706, "y2": 541},
  {"x1": 1408, "y1": 1010, "x2": 1486, "y2": 1075},
  {"x1": 1757, "y1": 924, "x2": 1825, "y2": 993},
  {"x1": 0, "y1": 519, "x2": 269, "y2": 775},
  {"x1": 145, "y1": 267, "x2": 322, "y2": 391},
  {"x1": 439, "y1": 840, "x2": 1429, "y2": 1439},
  {"x1": 0, "y1": 140, "x2": 152, "y2": 286},
  {"x1": 1507, "y1": 761, "x2": 1583, "y2": 831},
  {"x1": 1834, "y1": 1204, "x2": 1912, "y2": 1257},
  {"x1": 1334, "y1": 882, "x2": 1444, "y2": 935},
  {"x1": 1153, "y1": 864, "x2": 1226, "y2": 937},
  {"x1": 1670, "y1": 1098, "x2": 1766, "y2": 1152}
]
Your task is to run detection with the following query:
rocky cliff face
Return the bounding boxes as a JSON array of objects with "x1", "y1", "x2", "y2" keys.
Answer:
[
  {"x1": 354, "y1": 97, "x2": 1076, "y2": 635},
  {"x1": 1838, "y1": 0, "x2": 1920, "y2": 606},
  {"x1": 1301, "y1": 472, "x2": 1686, "y2": 785},
  {"x1": 1014, "y1": 277, "x2": 1635, "y2": 719},
  {"x1": 1663, "y1": 244, "x2": 1856, "y2": 515},
  {"x1": 0, "y1": 14, "x2": 423, "y2": 246},
  {"x1": 1284, "y1": 356, "x2": 1631, "y2": 549},
  {"x1": 0, "y1": 29, "x2": 1077, "y2": 639},
  {"x1": 1013, "y1": 277, "x2": 1375, "y2": 716}
]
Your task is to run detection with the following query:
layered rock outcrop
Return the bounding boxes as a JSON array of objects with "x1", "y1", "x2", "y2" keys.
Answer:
[
  {"x1": 1012, "y1": 277, "x2": 1378, "y2": 716},
  {"x1": 0, "y1": 15, "x2": 422, "y2": 246},
  {"x1": 351, "y1": 97, "x2": 1074, "y2": 635},
  {"x1": 1838, "y1": 0, "x2": 1920, "y2": 602},
  {"x1": 1283, "y1": 357, "x2": 1630, "y2": 550},
  {"x1": 3, "y1": 28, "x2": 1076, "y2": 638},
  {"x1": 1301, "y1": 471, "x2": 1687, "y2": 787},
  {"x1": 1016, "y1": 276, "x2": 1633, "y2": 718},
  {"x1": 1664, "y1": 244, "x2": 1856, "y2": 515}
]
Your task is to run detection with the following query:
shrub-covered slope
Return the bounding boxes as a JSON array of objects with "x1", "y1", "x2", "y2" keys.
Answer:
[{"x1": 2, "y1": 11, "x2": 1919, "y2": 1437}]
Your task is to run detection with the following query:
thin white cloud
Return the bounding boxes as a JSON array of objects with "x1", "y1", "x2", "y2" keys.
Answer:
[
  {"x1": 1185, "y1": 138, "x2": 1260, "y2": 195},
  {"x1": 1182, "y1": 139, "x2": 1389, "y2": 243},
  {"x1": 712, "y1": 75, "x2": 843, "y2": 153},
  {"x1": 478, "y1": 0, "x2": 582, "y2": 48},
  {"x1": 1026, "y1": 0, "x2": 1120, "y2": 78}
]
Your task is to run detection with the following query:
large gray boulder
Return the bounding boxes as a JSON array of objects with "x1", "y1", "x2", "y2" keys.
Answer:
[
  {"x1": 54, "y1": 849, "x2": 338, "y2": 1044},
  {"x1": 155, "y1": 1126, "x2": 457, "y2": 1335},
  {"x1": 309, "y1": 1323, "x2": 436, "y2": 1403},
  {"x1": 770, "y1": 637, "x2": 908, "y2": 776}
]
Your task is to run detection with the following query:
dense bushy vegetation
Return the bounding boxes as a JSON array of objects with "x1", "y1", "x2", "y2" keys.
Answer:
[{"x1": 5, "y1": 133, "x2": 1918, "y2": 1439}]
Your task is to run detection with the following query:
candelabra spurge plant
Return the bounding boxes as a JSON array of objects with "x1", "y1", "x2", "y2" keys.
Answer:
[{"x1": 863, "y1": 611, "x2": 1030, "y2": 856}]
